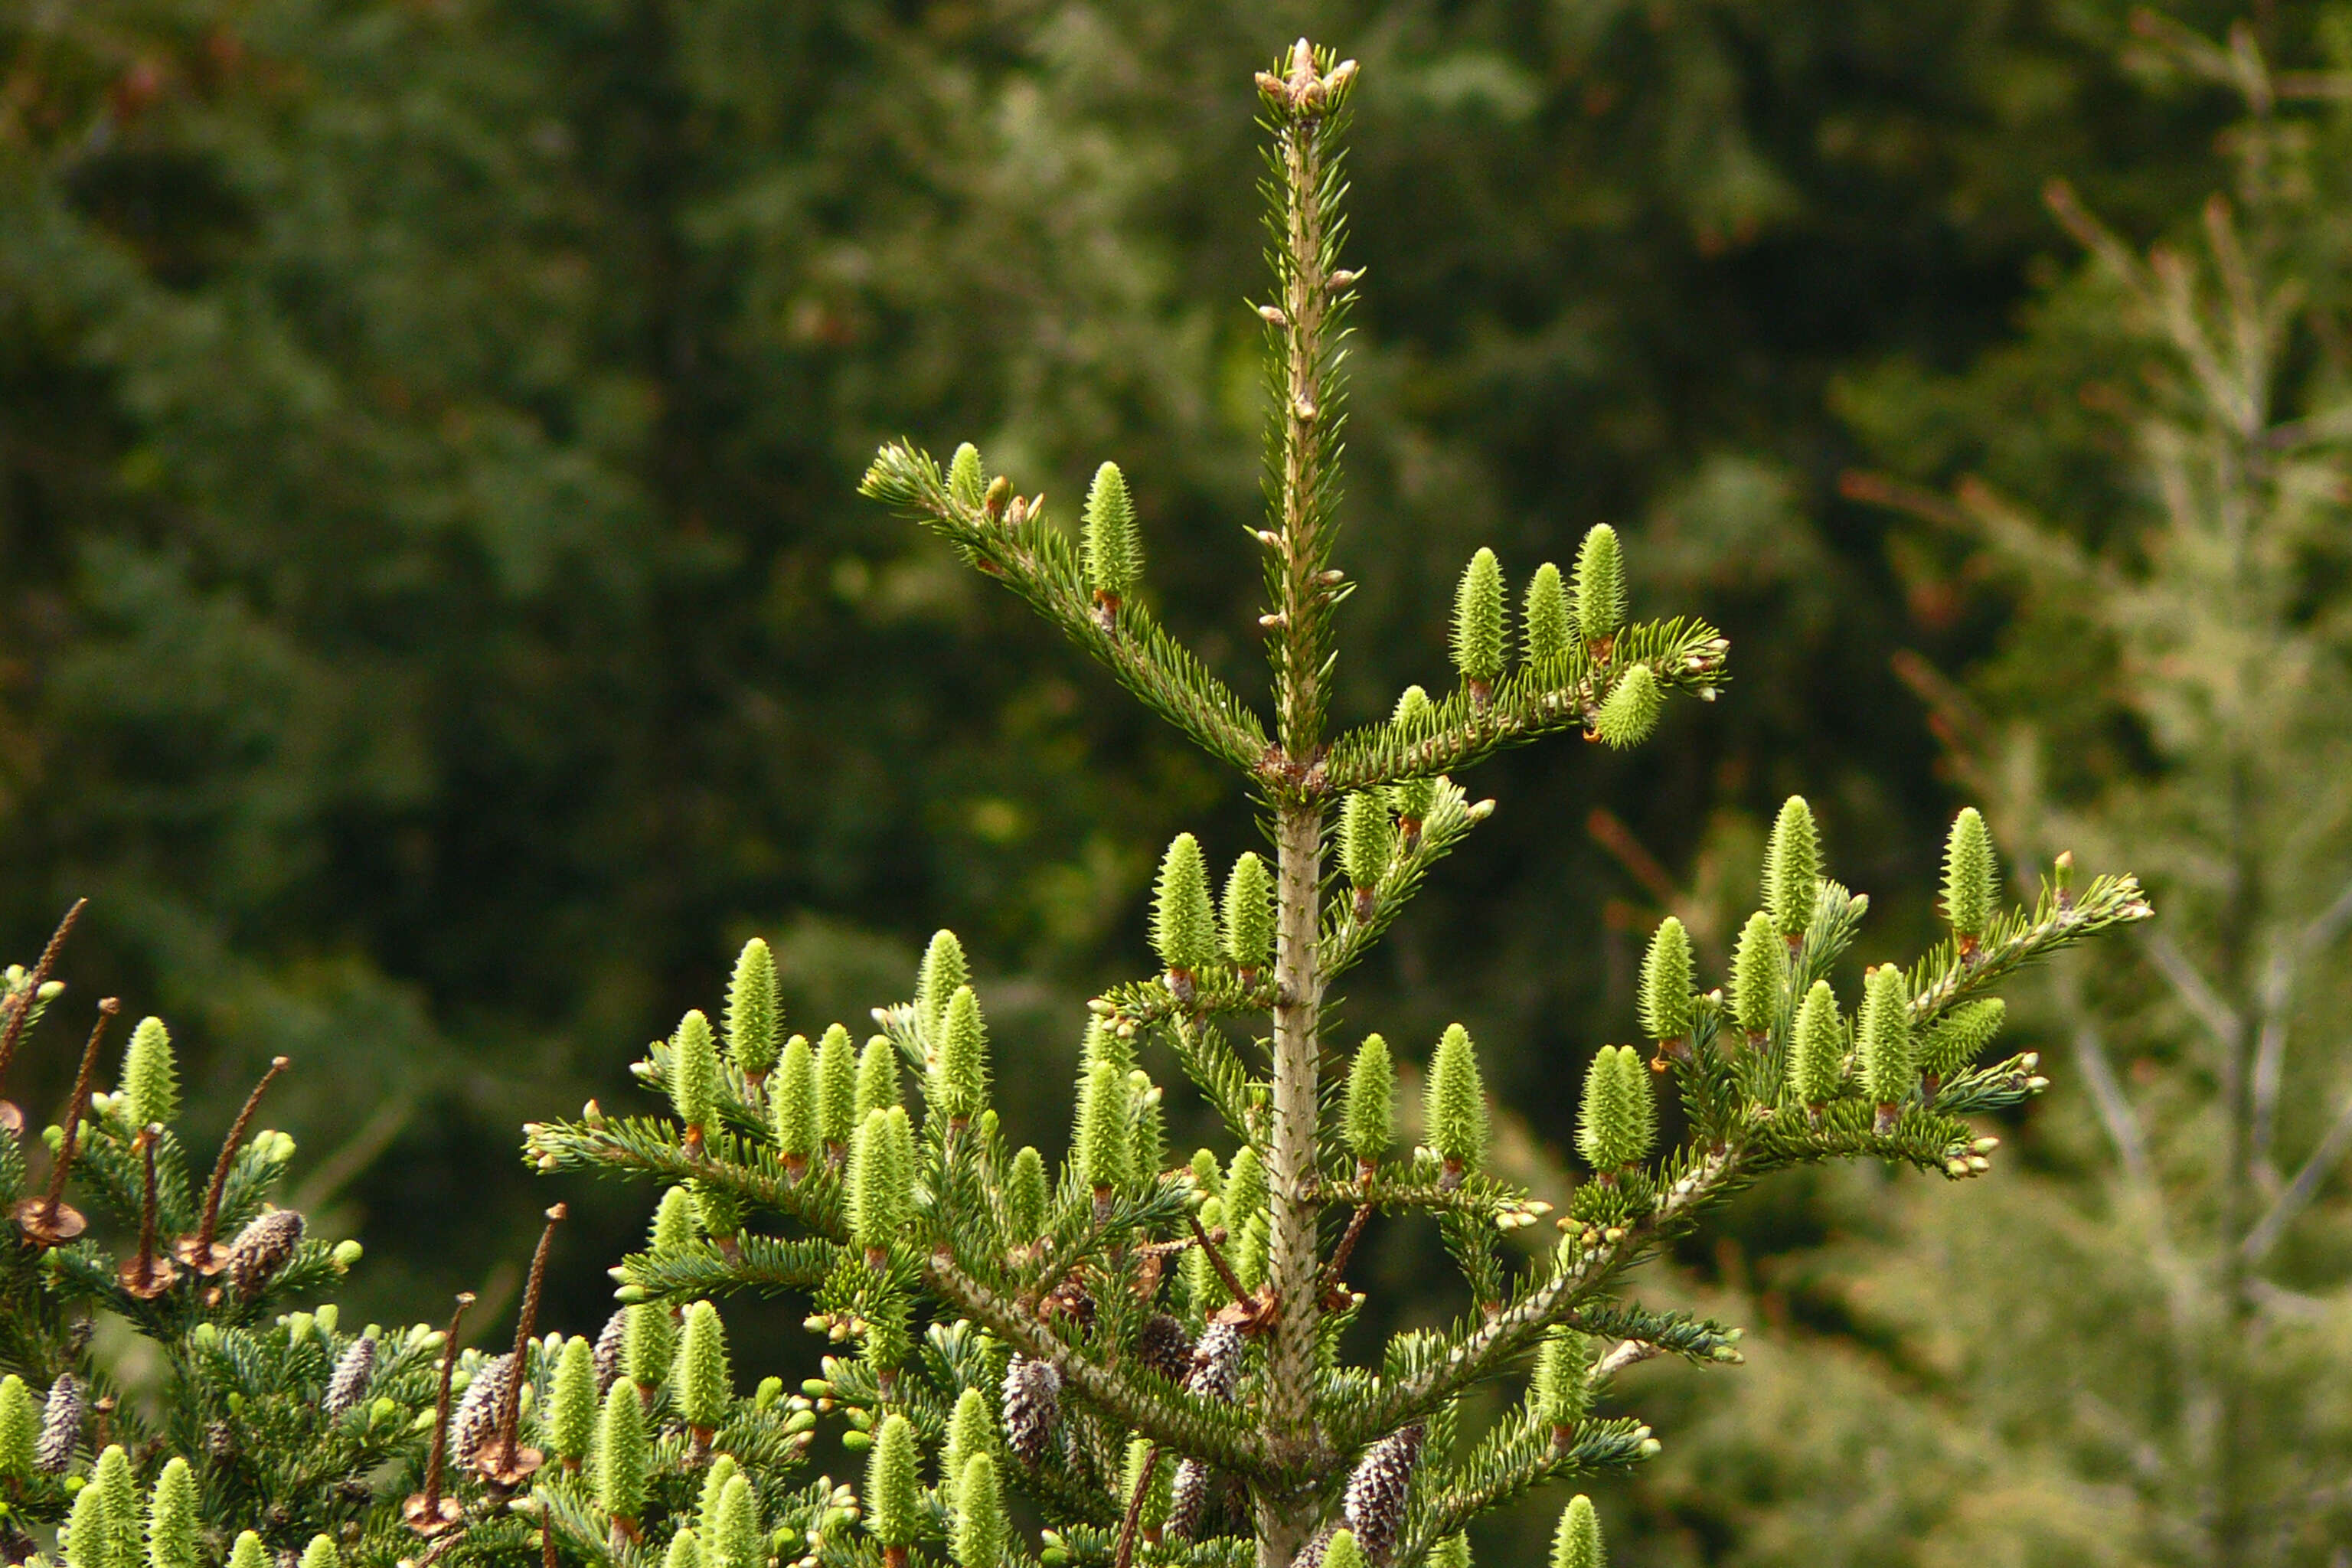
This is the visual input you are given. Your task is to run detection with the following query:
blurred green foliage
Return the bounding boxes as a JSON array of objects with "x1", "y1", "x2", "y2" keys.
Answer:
[{"x1": 4, "y1": 2, "x2": 2349, "y2": 1563}]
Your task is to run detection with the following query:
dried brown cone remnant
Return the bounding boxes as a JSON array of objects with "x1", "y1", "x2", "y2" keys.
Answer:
[
  {"x1": 227, "y1": 1209, "x2": 304, "y2": 1299},
  {"x1": 1136, "y1": 1313, "x2": 1194, "y2": 1384},
  {"x1": 450, "y1": 1354, "x2": 515, "y2": 1471},
  {"x1": 13, "y1": 999, "x2": 118, "y2": 1247},
  {"x1": 323, "y1": 1338, "x2": 377, "y2": 1419},
  {"x1": 180, "y1": 1056, "x2": 289, "y2": 1276},
  {"x1": 593, "y1": 1309, "x2": 627, "y2": 1394},
  {"x1": 403, "y1": 1292, "x2": 475, "y2": 1538},
  {"x1": 1342, "y1": 1422, "x2": 1425, "y2": 1566},
  {"x1": 0, "y1": 899, "x2": 86, "y2": 1135},
  {"x1": 1000, "y1": 1355, "x2": 1061, "y2": 1468},
  {"x1": 118, "y1": 1127, "x2": 178, "y2": 1299},
  {"x1": 34, "y1": 1375, "x2": 82, "y2": 1474},
  {"x1": 476, "y1": 1202, "x2": 564, "y2": 1487}
]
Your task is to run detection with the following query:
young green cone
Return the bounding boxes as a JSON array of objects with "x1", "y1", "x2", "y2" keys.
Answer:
[
  {"x1": 1339, "y1": 792, "x2": 1390, "y2": 906},
  {"x1": 677, "y1": 1300, "x2": 731, "y2": 1436},
  {"x1": 943, "y1": 1385, "x2": 995, "y2": 1485},
  {"x1": 1322, "y1": 1531, "x2": 1367, "y2": 1568},
  {"x1": 714, "y1": 1475, "x2": 760, "y2": 1568},
  {"x1": 1344, "y1": 1034, "x2": 1394, "y2": 1168},
  {"x1": 855, "y1": 1034, "x2": 900, "y2": 1122},
  {"x1": 850, "y1": 1106, "x2": 916, "y2": 1265},
  {"x1": 226, "y1": 1536, "x2": 265, "y2": 1568},
  {"x1": 64, "y1": 1480, "x2": 112, "y2": 1568},
  {"x1": 1792, "y1": 979, "x2": 1844, "y2": 1114},
  {"x1": 1076, "y1": 1060, "x2": 1132, "y2": 1207},
  {"x1": 122, "y1": 1017, "x2": 178, "y2": 1132},
  {"x1": 1082, "y1": 460, "x2": 1143, "y2": 609},
  {"x1": 1524, "y1": 561, "x2": 1570, "y2": 666},
  {"x1": 816, "y1": 1023, "x2": 858, "y2": 1158},
  {"x1": 1763, "y1": 796, "x2": 1821, "y2": 939},
  {"x1": 696, "y1": 1455, "x2": 741, "y2": 1544},
  {"x1": 670, "y1": 1009, "x2": 719, "y2": 1145},
  {"x1": 724, "y1": 938, "x2": 781, "y2": 1080},
  {"x1": 1552, "y1": 1495, "x2": 1605, "y2": 1568},
  {"x1": 1858, "y1": 963, "x2": 1915, "y2": 1131},
  {"x1": 1729, "y1": 910, "x2": 1781, "y2": 1041},
  {"x1": 917, "y1": 929, "x2": 970, "y2": 1044},
  {"x1": 596, "y1": 1377, "x2": 649, "y2": 1527},
  {"x1": 954, "y1": 1452, "x2": 1008, "y2": 1568},
  {"x1": 296, "y1": 1537, "x2": 337, "y2": 1568},
  {"x1": 932, "y1": 985, "x2": 989, "y2": 1125},
  {"x1": 1574, "y1": 524, "x2": 1625, "y2": 648},
  {"x1": 1425, "y1": 1024, "x2": 1490, "y2": 1183},
  {"x1": 1152, "y1": 833, "x2": 1217, "y2": 978},
  {"x1": 1594, "y1": 663, "x2": 1661, "y2": 748},
  {"x1": 651, "y1": 1184, "x2": 697, "y2": 1255},
  {"x1": 1222, "y1": 851, "x2": 1275, "y2": 972},
  {"x1": 773, "y1": 1032, "x2": 818, "y2": 1173},
  {"x1": 624, "y1": 1302, "x2": 676, "y2": 1394},
  {"x1": 1431, "y1": 1535, "x2": 1472, "y2": 1568},
  {"x1": 1531, "y1": 1328, "x2": 1593, "y2": 1434},
  {"x1": 0, "y1": 1374, "x2": 31, "y2": 1481},
  {"x1": 1942, "y1": 806, "x2": 1996, "y2": 946},
  {"x1": 1388, "y1": 685, "x2": 1439, "y2": 828},
  {"x1": 947, "y1": 443, "x2": 988, "y2": 509},
  {"x1": 1576, "y1": 1046, "x2": 1655, "y2": 1176},
  {"x1": 145, "y1": 1457, "x2": 199, "y2": 1568},
  {"x1": 662, "y1": 1530, "x2": 701, "y2": 1568},
  {"x1": 1004, "y1": 1145, "x2": 1047, "y2": 1244},
  {"x1": 95, "y1": 1443, "x2": 136, "y2": 1568},
  {"x1": 1637, "y1": 916, "x2": 1694, "y2": 1049},
  {"x1": 549, "y1": 1334, "x2": 597, "y2": 1468},
  {"x1": 1452, "y1": 547, "x2": 1507, "y2": 693},
  {"x1": 866, "y1": 1412, "x2": 921, "y2": 1551}
]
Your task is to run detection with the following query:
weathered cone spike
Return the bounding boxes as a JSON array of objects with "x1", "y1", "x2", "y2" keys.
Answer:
[
  {"x1": 403, "y1": 1292, "x2": 475, "y2": 1537},
  {"x1": 11, "y1": 997, "x2": 117, "y2": 1246},
  {"x1": 0, "y1": 898, "x2": 85, "y2": 1135},
  {"x1": 181, "y1": 1055, "x2": 289, "y2": 1274},
  {"x1": 478, "y1": 1204, "x2": 566, "y2": 1487},
  {"x1": 118, "y1": 1125, "x2": 179, "y2": 1299}
]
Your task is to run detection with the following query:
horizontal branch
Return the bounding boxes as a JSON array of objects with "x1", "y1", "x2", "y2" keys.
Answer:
[
  {"x1": 524, "y1": 1115, "x2": 848, "y2": 1243},
  {"x1": 1393, "y1": 1416, "x2": 1653, "y2": 1568},
  {"x1": 1318, "y1": 618, "x2": 1726, "y2": 794},
  {"x1": 861, "y1": 443, "x2": 1273, "y2": 778}
]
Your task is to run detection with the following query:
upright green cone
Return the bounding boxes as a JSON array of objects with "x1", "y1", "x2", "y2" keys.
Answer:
[
  {"x1": 1763, "y1": 796, "x2": 1821, "y2": 939},
  {"x1": 1152, "y1": 833, "x2": 1217, "y2": 979},
  {"x1": 548, "y1": 1335, "x2": 596, "y2": 1468},
  {"x1": 1339, "y1": 792, "x2": 1390, "y2": 907},
  {"x1": 1573, "y1": 524, "x2": 1625, "y2": 648},
  {"x1": 596, "y1": 1379, "x2": 648, "y2": 1527},
  {"x1": 145, "y1": 1457, "x2": 198, "y2": 1568},
  {"x1": 932, "y1": 985, "x2": 989, "y2": 1126},
  {"x1": 677, "y1": 1300, "x2": 731, "y2": 1436},
  {"x1": 953, "y1": 1452, "x2": 1008, "y2": 1568},
  {"x1": 1425, "y1": 1024, "x2": 1489, "y2": 1184},
  {"x1": 296, "y1": 1539, "x2": 336, "y2": 1568},
  {"x1": 1942, "y1": 806, "x2": 1996, "y2": 946},
  {"x1": 947, "y1": 443, "x2": 988, "y2": 509},
  {"x1": 1552, "y1": 1495, "x2": 1605, "y2": 1568},
  {"x1": 1004, "y1": 1145, "x2": 1047, "y2": 1243},
  {"x1": 816, "y1": 1024, "x2": 858, "y2": 1159},
  {"x1": 0, "y1": 1374, "x2": 32, "y2": 1481},
  {"x1": 670, "y1": 1009, "x2": 719, "y2": 1145},
  {"x1": 1637, "y1": 916, "x2": 1694, "y2": 1048},
  {"x1": 1221, "y1": 851, "x2": 1274, "y2": 973},
  {"x1": 1452, "y1": 547, "x2": 1506, "y2": 694},
  {"x1": 1323, "y1": 1530, "x2": 1368, "y2": 1568},
  {"x1": 1082, "y1": 461, "x2": 1142, "y2": 609},
  {"x1": 1792, "y1": 980, "x2": 1844, "y2": 1114},
  {"x1": 1729, "y1": 910, "x2": 1781, "y2": 1042},
  {"x1": 850, "y1": 1107, "x2": 916, "y2": 1265},
  {"x1": 724, "y1": 938, "x2": 781, "y2": 1080},
  {"x1": 866, "y1": 1413, "x2": 921, "y2": 1550},
  {"x1": 916, "y1": 929, "x2": 970, "y2": 1044},
  {"x1": 1576, "y1": 1046, "x2": 1655, "y2": 1177},
  {"x1": 1523, "y1": 561, "x2": 1570, "y2": 666},
  {"x1": 1344, "y1": 1034, "x2": 1394, "y2": 1168},
  {"x1": 855, "y1": 1035, "x2": 900, "y2": 1121},
  {"x1": 1076, "y1": 1060, "x2": 1132, "y2": 1204},
  {"x1": 1858, "y1": 963, "x2": 1915, "y2": 1130},
  {"x1": 773, "y1": 1032, "x2": 818, "y2": 1174},
  {"x1": 122, "y1": 1018, "x2": 178, "y2": 1132}
]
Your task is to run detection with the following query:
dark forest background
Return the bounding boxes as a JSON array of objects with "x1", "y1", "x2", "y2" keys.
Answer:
[{"x1": 6, "y1": 3, "x2": 2350, "y2": 1563}]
